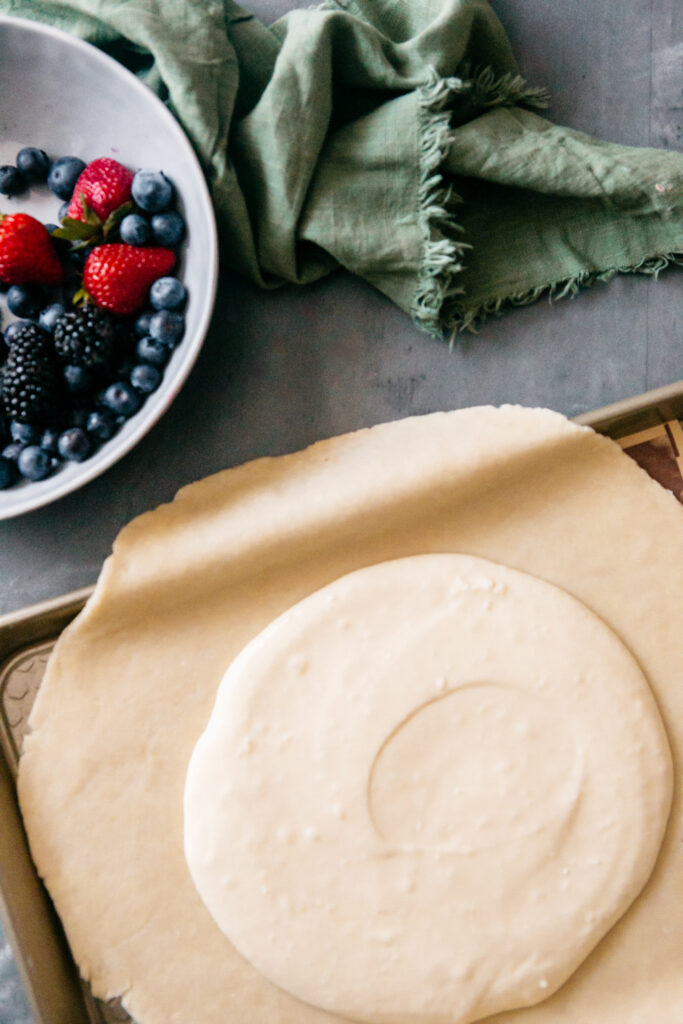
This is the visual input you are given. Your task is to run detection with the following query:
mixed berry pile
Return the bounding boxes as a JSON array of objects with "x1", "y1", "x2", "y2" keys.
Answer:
[{"x1": 0, "y1": 148, "x2": 188, "y2": 489}]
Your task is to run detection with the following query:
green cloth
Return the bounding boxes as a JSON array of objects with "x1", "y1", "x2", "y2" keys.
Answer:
[{"x1": 2, "y1": 0, "x2": 681, "y2": 336}]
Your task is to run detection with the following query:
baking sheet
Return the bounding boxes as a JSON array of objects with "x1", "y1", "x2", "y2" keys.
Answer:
[{"x1": 1, "y1": 382, "x2": 682, "y2": 1024}]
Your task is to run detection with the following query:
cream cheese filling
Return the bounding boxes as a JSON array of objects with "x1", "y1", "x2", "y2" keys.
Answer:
[{"x1": 184, "y1": 553, "x2": 672, "y2": 1024}]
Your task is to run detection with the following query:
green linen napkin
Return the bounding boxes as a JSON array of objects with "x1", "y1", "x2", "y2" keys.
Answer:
[{"x1": 2, "y1": 0, "x2": 681, "y2": 337}]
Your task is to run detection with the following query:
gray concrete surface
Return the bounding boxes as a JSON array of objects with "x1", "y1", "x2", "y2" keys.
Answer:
[{"x1": 0, "y1": 0, "x2": 681, "y2": 1020}]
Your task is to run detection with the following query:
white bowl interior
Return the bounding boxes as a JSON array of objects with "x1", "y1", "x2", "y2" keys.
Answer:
[{"x1": 0, "y1": 16, "x2": 218, "y2": 519}]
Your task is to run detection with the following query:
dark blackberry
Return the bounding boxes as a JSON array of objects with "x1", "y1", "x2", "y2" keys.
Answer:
[
  {"x1": 5, "y1": 323, "x2": 51, "y2": 358},
  {"x1": 0, "y1": 325, "x2": 63, "y2": 426},
  {"x1": 53, "y1": 306, "x2": 116, "y2": 370}
]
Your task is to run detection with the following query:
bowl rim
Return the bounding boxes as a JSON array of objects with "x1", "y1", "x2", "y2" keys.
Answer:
[{"x1": 0, "y1": 14, "x2": 219, "y2": 521}]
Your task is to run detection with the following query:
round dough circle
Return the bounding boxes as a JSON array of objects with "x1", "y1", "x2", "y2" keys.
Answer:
[{"x1": 184, "y1": 553, "x2": 671, "y2": 1024}]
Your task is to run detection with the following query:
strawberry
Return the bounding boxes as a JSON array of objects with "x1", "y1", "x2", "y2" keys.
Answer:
[
  {"x1": 54, "y1": 158, "x2": 135, "y2": 246},
  {"x1": 66, "y1": 157, "x2": 134, "y2": 224},
  {"x1": 81, "y1": 243, "x2": 175, "y2": 315},
  {"x1": 0, "y1": 212, "x2": 64, "y2": 286}
]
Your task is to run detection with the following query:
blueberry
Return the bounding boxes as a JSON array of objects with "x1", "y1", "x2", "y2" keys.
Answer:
[
  {"x1": 0, "y1": 452, "x2": 20, "y2": 485},
  {"x1": 39, "y1": 302, "x2": 66, "y2": 334},
  {"x1": 7, "y1": 285, "x2": 42, "y2": 319},
  {"x1": 10, "y1": 421, "x2": 39, "y2": 445},
  {"x1": 131, "y1": 170, "x2": 174, "y2": 213},
  {"x1": 150, "y1": 210, "x2": 185, "y2": 247},
  {"x1": 86, "y1": 409, "x2": 117, "y2": 441},
  {"x1": 58, "y1": 202, "x2": 70, "y2": 222},
  {"x1": 136, "y1": 335, "x2": 170, "y2": 367},
  {"x1": 134, "y1": 311, "x2": 153, "y2": 337},
  {"x1": 4, "y1": 319, "x2": 33, "y2": 345},
  {"x1": 0, "y1": 165, "x2": 26, "y2": 197},
  {"x1": 149, "y1": 310, "x2": 184, "y2": 347},
  {"x1": 119, "y1": 213, "x2": 150, "y2": 246},
  {"x1": 64, "y1": 365, "x2": 94, "y2": 395},
  {"x1": 40, "y1": 428, "x2": 60, "y2": 455},
  {"x1": 0, "y1": 455, "x2": 18, "y2": 489},
  {"x1": 150, "y1": 276, "x2": 186, "y2": 311},
  {"x1": 130, "y1": 364, "x2": 161, "y2": 394},
  {"x1": 2, "y1": 442, "x2": 24, "y2": 462},
  {"x1": 57, "y1": 427, "x2": 91, "y2": 462},
  {"x1": 16, "y1": 147, "x2": 50, "y2": 183},
  {"x1": 17, "y1": 445, "x2": 52, "y2": 481},
  {"x1": 47, "y1": 156, "x2": 86, "y2": 201},
  {"x1": 102, "y1": 381, "x2": 141, "y2": 418}
]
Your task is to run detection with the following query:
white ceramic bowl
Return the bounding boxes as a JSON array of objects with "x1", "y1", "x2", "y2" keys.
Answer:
[{"x1": 0, "y1": 16, "x2": 218, "y2": 520}]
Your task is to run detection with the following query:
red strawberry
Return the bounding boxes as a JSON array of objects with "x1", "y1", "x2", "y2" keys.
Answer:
[
  {"x1": 66, "y1": 157, "x2": 134, "y2": 224},
  {"x1": 0, "y1": 212, "x2": 64, "y2": 286},
  {"x1": 82, "y1": 243, "x2": 175, "y2": 315}
]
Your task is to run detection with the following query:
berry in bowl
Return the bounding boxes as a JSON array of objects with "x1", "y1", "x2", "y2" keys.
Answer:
[{"x1": 0, "y1": 16, "x2": 218, "y2": 519}]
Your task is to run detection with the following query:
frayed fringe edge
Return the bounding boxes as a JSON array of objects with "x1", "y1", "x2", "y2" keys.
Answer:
[
  {"x1": 461, "y1": 64, "x2": 549, "y2": 112},
  {"x1": 411, "y1": 68, "x2": 471, "y2": 336},
  {"x1": 411, "y1": 65, "x2": 548, "y2": 337},
  {"x1": 447, "y1": 251, "x2": 683, "y2": 337}
]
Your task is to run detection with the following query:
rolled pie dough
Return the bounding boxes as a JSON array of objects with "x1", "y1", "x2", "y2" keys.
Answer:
[
  {"x1": 17, "y1": 406, "x2": 683, "y2": 1024},
  {"x1": 184, "y1": 554, "x2": 671, "y2": 1024}
]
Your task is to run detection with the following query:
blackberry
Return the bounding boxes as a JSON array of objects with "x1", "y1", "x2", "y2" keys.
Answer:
[
  {"x1": 4, "y1": 320, "x2": 33, "y2": 346},
  {"x1": 0, "y1": 325, "x2": 63, "y2": 426},
  {"x1": 53, "y1": 306, "x2": 116, "y2": 370},
  {"x1": 5, "y1": 324, "x2": 51, "y2": 359}
]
